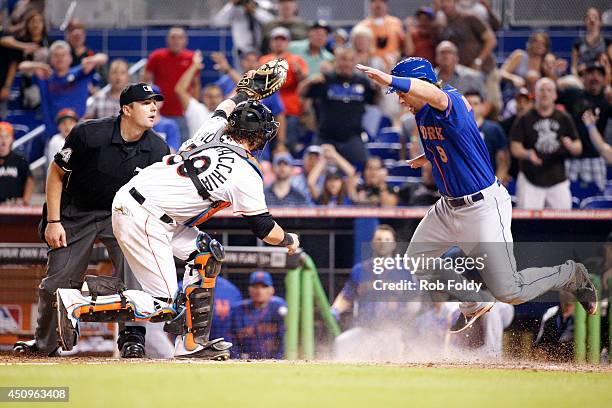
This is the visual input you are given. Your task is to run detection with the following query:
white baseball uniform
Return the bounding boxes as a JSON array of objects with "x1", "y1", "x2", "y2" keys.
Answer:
[{"x1": 111, "y1": 115, "x2": 268, "y2": 300}]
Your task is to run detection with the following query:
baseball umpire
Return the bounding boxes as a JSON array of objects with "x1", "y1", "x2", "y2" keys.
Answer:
[{"x1": 13, "y1": 83, "x2": 170, "y2": 357}]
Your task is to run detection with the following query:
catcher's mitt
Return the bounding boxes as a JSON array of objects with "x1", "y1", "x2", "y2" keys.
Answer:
[{"x1": 236, "y1": 58, "x2": 289, "y2": 100}]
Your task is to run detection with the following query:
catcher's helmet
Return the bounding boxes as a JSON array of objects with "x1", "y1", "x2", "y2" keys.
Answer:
[
  {"x1": 386, "y1": 57, "x2": 438, "y2": 94},
  {"x1": 228, "y1": 100, "x2": 279, "y2": 150}
]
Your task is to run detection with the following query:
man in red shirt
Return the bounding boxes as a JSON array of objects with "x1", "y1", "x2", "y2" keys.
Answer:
[
  {"x1": 143, "y1": 26, "x2": 200, "y2": 142},
  {"x1": 260, "y1": 26, "x2": 307, "y2": 152}
]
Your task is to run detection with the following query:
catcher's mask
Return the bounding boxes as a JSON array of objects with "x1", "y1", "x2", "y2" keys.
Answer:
[{"x1": 228, "y1": 100, "x2": 279, "y2": 151}]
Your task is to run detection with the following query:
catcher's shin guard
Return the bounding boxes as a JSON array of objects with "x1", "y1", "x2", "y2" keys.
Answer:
[{"x1": 173, "y1": 234, "x2": 231, "y2": 356}]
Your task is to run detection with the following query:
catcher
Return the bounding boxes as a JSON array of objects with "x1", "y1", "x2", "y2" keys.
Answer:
[{"x1": 55, "y1": 59, "x2": 299, "y2": 360}]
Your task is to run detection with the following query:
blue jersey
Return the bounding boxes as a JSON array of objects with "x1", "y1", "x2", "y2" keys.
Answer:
[
  {"x1": 415, "y1": 85, "x2": 495, "y2": 197},
  {"x1": 153, "y1": 116, "x2": 181, "y2": 151},
  {"x1": 211, "y1": 276, "x2": 242, "y2": 342},
  {"x1": 230, "y1": 296, "x2": 287, "y2": 359}
]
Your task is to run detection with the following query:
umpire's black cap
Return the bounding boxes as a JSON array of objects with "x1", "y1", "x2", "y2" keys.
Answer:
[{"x1": 120, "y1": 83, "x2": 164, "y2": 107}]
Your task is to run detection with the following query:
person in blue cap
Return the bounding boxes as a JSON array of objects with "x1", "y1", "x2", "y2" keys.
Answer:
[
  {"x1": 230, "y1": 271, "x2": 287, "y2": 359},
  {"x1": 355, "y1": 58, "x2": 597, "y2": 333}
]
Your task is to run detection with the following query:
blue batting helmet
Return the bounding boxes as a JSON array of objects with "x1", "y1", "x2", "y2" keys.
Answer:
[{"x1": 386, "y1": 57, "x2": 438, "y2": 94}]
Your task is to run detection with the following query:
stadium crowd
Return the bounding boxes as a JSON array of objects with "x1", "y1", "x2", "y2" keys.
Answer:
[
  {"x1": 0, "y1": 0, "x2": 611, "y2": 210},
  {"x1": 0, "y1": 0, "x2": 611, "y2": 361}
]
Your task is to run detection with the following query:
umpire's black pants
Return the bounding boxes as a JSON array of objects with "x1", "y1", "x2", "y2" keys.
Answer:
[{"x1": 35, "y1": 202, "x2": 128, "y2": 353}]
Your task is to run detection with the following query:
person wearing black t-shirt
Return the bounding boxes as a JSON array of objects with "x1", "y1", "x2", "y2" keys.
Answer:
[
  {"x1": 302, "y1": 47, "x2": 376, "y2": 170},
  {"x1": 510, "y1": 78, "x2": 582, "y2": 209},
  {"x1": 0, "y1": 122, "x2": 33, "y2": 204},
  {"x1": 13, "y1": 84, "x2": 170, "y2": 358}
]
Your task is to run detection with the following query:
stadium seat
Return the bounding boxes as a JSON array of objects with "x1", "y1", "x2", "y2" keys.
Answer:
[
  {"x1": 580, "y1": 196, "x2": 612, "y2": 209},
  {"x1": 388, "y1": 163, "x2": 422, "y2": 177},
  {"x1": 366, "y1": 142, "x2": 400, "y2": 161},
  {"x1": 570, "y1": 181, "x2": 603, "y2": 201},
  {"x1": 572, "y1": 197, "x2": 581, "y2": 209},
  {"x1": 386, "y1": 176, "x2": 411, "y2": 189},
  {"x1": 375, "y1": 127, "x2": 401, "y2": 143}
]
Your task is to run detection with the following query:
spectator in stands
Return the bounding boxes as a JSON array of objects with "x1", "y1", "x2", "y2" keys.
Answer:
[
  {"x1": 46, "y1": 108, "x2": 78, "y2": 166},
  {"x1": 501, "y1": 88, "x2": 533, "y2": 135},
  {"x1": 464, "y1": 90, "x2": 510, "y2": 185},
  {"x1": 0, "y1": 42, "x2": 18, "y2": 119},
  {"x1": 533, "y1": 292, "x2": 575, "y2": 361},
  {"x1": 65, "y1": 20, "x2": 94, "y2": 66},
  {"x1": 144, "y1": 26, "x2": 198, "y2": 142},
  {"x1": 558, "y1": 62, "x2": 610, "y2": 192},
  {"x1": 261, "y1": 0, "x2": 308, "y2": 54},
  {"x1": 264, "y1": 152, "x2": 308, "y2": 206},
  {"x1": 214, "y1": 0, "x2": 274, "y2": 65},
  {"x1": 288, "y1": 20, "x2": 334, "y2": 77},
  {"x1": 350, "y1": 25, "x2": 399, "y2": 134},
  {"x1": 540, "y1": 52, "x2": 568, "y2": 84},
  {"x1": 6, "y1": 0, "x2": 45, "y2": 35},
  {"x1": 571, "y1": 7, "x2": 611, "y2": 76},
  {"x1": 230, "y1": 271, "x2": 287, "y2": 359},
  {"x1": 18, "y1": 40, "x2": 107, "y2": 135},
  {"x1": 260, "y1": 27, "x2": 307, "y2": 151},
  {"x1": 152, "y1": 95, "x2": 181, "y2": 152},
  {"x1": 355, "y1": 0, "x2": 412, "y2": 68},
  {"x1": 510, "y1": 78, "x2": 582, "y2": 209},
  {"x1": 397, "y1": 161, "x2": 440, "y2": 207},
  {"x1": 211, "y1": 49, "x2": 287, "y2": 150},
  {"x1": 0, "y1": 121, "x2": 33, "y2": 205},
  {"x1": 291, "y1": 145, "x2": 320, "y2": 201},
  {"x1": 85, "y1": 59, "x2": 129, "y2": 119},
  {"x1": 439, "y1": 0, "x2": 500, "y2": 114},
  {"x1": 500, "y1": 31, "x2": 550, "y2": 92},
  {"x1": 435, "y1": 41, "x2": 486, "y2": 96},
  {"x1": 582, "y1": 109, "x2": 612, "y2": 164},
  {"x1": 407, "y1": 6, "x2": 438, "y2": 65},
  {"x1": 1, "y1": 9, "x2": 49, "y2": 110},
  {"x1": 301, "y1": 48, "x2": 376, "y2": 170},
  {"x1": 211, "y1": 276, "x2": 242, "y2": 345},
  {"x1": 332, "y1": 225, "x2": 417, "y2": 361},
  {"x1": 174, "y1": 51, "x2": 220, "y2": 138},
  {"x1": 439, "y1": 0, "x2": 496, "y2": 74},
  {"x1": 352, "y1": 157, "x2": 398, "y2": 207},
  {"x1": 307, "y1": 144, "x2": 357, "y2": 206},
  {"x1": 456, "y1": 0, "x2": 501, "y2": 30}
]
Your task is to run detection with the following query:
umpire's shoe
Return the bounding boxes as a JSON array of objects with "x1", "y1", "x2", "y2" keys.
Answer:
[
  {"x1": 56, "y1": 292, "x2": 78, "y2": 351},
  {"x1": 572, "y1": 263, "x2": 598, "y2": 315},
  {"x1": 13, "y1": 340, "x2": 60, "y2": 357},
  {"x1": 176, "y1": 338, "x2": 232, "y2": 361},
  {"x1": 118, "y1": 326, "x2": 146, "y2": 358}
]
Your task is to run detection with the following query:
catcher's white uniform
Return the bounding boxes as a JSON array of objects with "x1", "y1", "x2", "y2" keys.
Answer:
[{"x1": 111, "y1": 115, "x2": 268, "y2": 299}]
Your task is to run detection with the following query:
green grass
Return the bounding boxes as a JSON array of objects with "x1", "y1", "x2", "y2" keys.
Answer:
[{"x1": 1, "y1": 362, "x2": 611, "y2": 408}]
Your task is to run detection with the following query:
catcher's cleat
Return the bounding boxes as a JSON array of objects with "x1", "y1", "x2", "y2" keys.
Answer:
[
  {"x1": 12, "y1": 339, "x2": 60, "y2": 357},
  {"x1": 572, "y1": 263, "x2": 598, "y2": 315},
  {"x1": 56, "y1": 292, "x2": 78, "y2": 351},
  {"x1": 450, "y1": 302, "x2": 495, "y2": 334},
  {"x1": 176, "y1": 338, "x2": 232, "y2": 360}
]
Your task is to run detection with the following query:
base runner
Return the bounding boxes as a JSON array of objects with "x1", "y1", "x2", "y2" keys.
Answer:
[{"x1": 356, "y1": 58, "x2": 597, "y2": 333}]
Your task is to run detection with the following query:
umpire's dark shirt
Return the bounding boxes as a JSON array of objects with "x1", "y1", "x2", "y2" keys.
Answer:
[{"x1": 54, "y1": 116, "x2": 170, "y2": 211}]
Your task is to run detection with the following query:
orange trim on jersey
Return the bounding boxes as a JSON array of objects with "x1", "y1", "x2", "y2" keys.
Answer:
[
  {"x1": 190, "y1": 201, "x2": 231, "y2": 226},
  {"x1": 444, "y1": 94, "x2": 453, "y2": 118},
  {"x1": 425, "y1": 146, "x2": 451, "y2": 196}
]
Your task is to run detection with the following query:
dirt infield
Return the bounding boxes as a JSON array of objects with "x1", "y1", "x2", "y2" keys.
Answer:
[{"x1": 1, "y1": 353, "x2": 610, "y2": 373}]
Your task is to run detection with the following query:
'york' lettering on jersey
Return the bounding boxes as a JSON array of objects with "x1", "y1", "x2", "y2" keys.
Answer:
[{"x1": 419, "y1": 126, "x2": 445, "y2": 141}]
